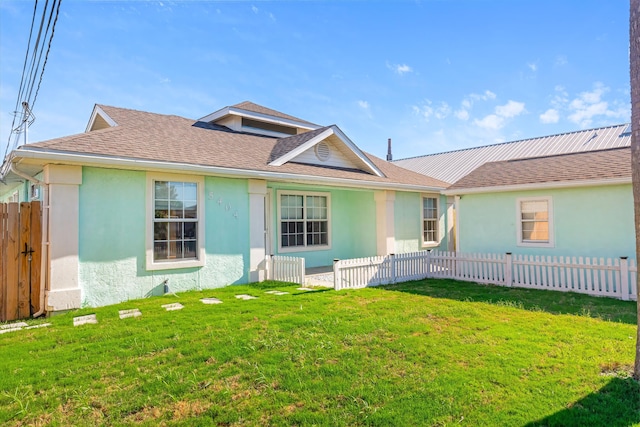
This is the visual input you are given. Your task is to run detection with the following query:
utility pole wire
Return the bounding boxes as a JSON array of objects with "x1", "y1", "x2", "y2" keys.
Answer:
[{"x1": 32, "y1": 0, "x2": 62, "y2": 111}]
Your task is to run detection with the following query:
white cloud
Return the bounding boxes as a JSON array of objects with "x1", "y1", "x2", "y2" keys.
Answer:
[
  {"x1": 413, "y1": 100, "x2": 450, "y2": 122},
  {"x1": 455, "y1": 90, "x2": 496, "y2": 121},
  {"x1": 539, "y1": 109, "x2": 559, "y2": 124},
  {"x1": 251, "y1": 5, "x2": 259, "y2": 14},
  {"x1": 495, "y1": 100, "x2": 525, "y2": 118},
  {"x1": 565, "y1": 82, "x2": 629, "y2": 127},
  {"x1": 554, "y1": 55, "x2": 568, "y2": 66},
  {"x1": 358, "y1": 100, "x2": 370, "y2": 110},
  {"x1": 387, "y1": 62, "x2": 413, "y2": 75},
  {"x1": 454, "y1": 109, "x2": 469, "y2": 121},
  {"x1": 474, "y1": 114, "x2": 504, "y2": 130},
  {"x1": 527, "y1": 62, "x2": 537, "y2": 72}
]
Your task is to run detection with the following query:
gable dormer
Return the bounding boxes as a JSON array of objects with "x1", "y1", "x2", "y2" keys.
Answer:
[
  {"x1": 269, "y1": 125, "x2": 385, "y2": 177},
  {"x1": 198, "y1": 101, "x2": 320, "y2": 137},
  {"x1": 86, "y1": 105, "x2": 118, "y2": 132}
]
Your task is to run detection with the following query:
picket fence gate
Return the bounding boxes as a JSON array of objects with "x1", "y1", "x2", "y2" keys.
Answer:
[
  {"x1": 266, "y1": 255, "x2": 305, "y2": 285},
  {"x1": 333, "y1": 250, "x2": 638, "y2": 301}
]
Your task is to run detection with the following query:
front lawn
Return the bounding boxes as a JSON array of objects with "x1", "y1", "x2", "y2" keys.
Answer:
[{"x1": 1, "y1": 279, "x2": 638, "y2": 426}]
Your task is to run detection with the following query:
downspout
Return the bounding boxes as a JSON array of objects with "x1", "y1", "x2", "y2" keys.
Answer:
[{"x1": 9, "y1": 162, "x2": 48, "y2": 318}]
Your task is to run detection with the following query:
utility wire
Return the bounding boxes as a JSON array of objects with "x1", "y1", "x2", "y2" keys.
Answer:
[{"x1": 32, "y1": 0, "x2": 62, "y2": 111}]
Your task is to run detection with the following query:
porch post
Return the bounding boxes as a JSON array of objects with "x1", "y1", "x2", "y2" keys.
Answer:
[
  {"x1": 248, "y1": 179, "x2": 267, "y2": 282},
  {"x1": 43, "y1": 164, "x2": 82, "y2": 311},
  {"x1": 374, "y1": 190, "x2": 395, "y2": 256}
]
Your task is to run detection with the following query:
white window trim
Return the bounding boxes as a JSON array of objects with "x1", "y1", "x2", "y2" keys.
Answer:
[
  {"x1": 146, "y1": 172, "x2": 206, "y2": 271},
  {"x1": 276, "y1": 190, "x2": 331, "y2": 253},
  {"x1": 516, "y1": 196, "x2": 554, "y2": 248},
  {"x1": 421, "y1": 194, "x2": 440, "y2": 248}
]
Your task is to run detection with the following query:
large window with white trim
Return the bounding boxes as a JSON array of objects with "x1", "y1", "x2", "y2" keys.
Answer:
[
  {"x1": 147, "y1": 174, "x2": 205, "y2": 270},
  {"x1": 278, "y1": 191, "x2": 330, "y2": 251},
  {"x1": 422, "y1": 196, "x2": 438, "y2": 245},
  {"x1": 517, "y1": 197, "x2": 554, "y2": 247}
]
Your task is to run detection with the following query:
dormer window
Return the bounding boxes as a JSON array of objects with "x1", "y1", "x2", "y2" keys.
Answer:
[{"x1": 241, "y1": 117, "x2": 297, "y2": 135}]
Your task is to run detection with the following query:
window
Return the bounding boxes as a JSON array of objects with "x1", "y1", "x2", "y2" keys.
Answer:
[
  {"x1": 422, "y1": 196, "x2": 438, "y2": 245},
  {"x1": 146, "y1": 174, "x2": 205, "y2": 270},
  {"x1": 278, "y1": 191, "x2": 330, "y2": 251},
  {"x1": 517, "y1": 197, "x2": 554, "y2": 247}
]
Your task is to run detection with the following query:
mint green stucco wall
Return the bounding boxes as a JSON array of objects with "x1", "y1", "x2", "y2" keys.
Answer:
[
  {"x1": 458, "y1": 185, "x2": 636, "y2": 260},
  {"x1": 268, "y1": 183, "x2": 377, "y2": 267},
  {"x1": 395, "y1": 192, "x2": 449, "y2": 253},
  {"x1": 78, "y1": 167, "x2": 249, "y2": 307}
]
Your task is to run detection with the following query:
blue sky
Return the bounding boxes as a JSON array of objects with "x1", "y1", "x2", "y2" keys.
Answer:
[{"x1": 0, "y1": 0, "x2": 631, "y2": 160}]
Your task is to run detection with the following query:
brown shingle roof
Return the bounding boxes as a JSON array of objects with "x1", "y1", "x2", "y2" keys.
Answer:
[
  {"x1": 21, "y1": 105, "x2": 448, "y2": 189},
  {"x1": 446, "y1": 147, "x2": 631, "y2": 192},
  {"x1": 231, "y1": 101, "x2": 318, "y2": 126}
]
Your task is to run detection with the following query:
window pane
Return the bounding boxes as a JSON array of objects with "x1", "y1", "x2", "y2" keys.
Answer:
[
  {"x1": 154, "y1": 242, "x2": 168, "y2": 260},
  {"x1": 184, "y1": 241, "x2": 197, "y2": 258},
  {"x1": 169, "y1": 222, "x2": 183, "y2": 240},
  {"x1": 184, "y1": 222, "x2": 197, "y2": 239},
  {"x1": 169, "y1": 201, "x2": 184, "y2": 218},
  {"x1": 154, "y1": 222, "x2": 168, "y2": 241},
  {"x1": 184, "y1": 201, "x2": 197, "y2": 219},
  {"x1": 183, "y1": 183, "x2": 197, "y2": 201},
  {"x1": 155, "y1": 181, "x2": 168, "y2": 200},
  {"x1": 169, "y1": 182, "x2": 183, "y2": 201}
]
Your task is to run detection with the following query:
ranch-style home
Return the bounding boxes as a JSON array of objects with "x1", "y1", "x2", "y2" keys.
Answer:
[{"x1": 0, "y1": 102, "x2": 451, "y2": 310}]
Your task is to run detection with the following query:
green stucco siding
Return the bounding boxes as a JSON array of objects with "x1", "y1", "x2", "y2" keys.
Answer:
[
  {"x1": 395, "y1": 192, "x2": 449, "y2": 253},
  {"x1": 78, "y1": 167, "x2": 249, "y2": 307},
  {"x1": 268, "y1": 183, "x2": 377, "y2": 267},
  {"x1": 458, "y1": 185, "x2": 636, "y2": 260}
]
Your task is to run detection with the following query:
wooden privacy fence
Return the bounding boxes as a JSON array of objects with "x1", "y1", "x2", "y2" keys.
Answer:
[
  {"x1": 267, "y1": 255, "x2": 305, "y2": 285},
  {"x1": 1, "y1": 202, "x2": 43, "y2": 321},
  {"x1": 334, "y1": 250, "x2": 638, "y2": 301}
]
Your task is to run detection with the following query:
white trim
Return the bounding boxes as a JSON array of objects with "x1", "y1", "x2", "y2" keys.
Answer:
[
  {"x1": 421, "y1": 194, "x2": 440, "y2": 248},
  {"x1": 85, "y1": 105, "x2": 118, "y2": 133},
  {"x1": 276, "y1": 190, "x2": 332, "y2": 253},
  {"x1": 145, "y1": 172, "x2": 206, "y2": 271},
  {"x1": 198, "y1": 106, "x2": 320, "y2": 130},
  {"x1": 269, "y1": 125, "x2": 385, "y2": 178},
  {"x1": 516, "y1": 196, "x2": 554, "y2": 248},
  {"x1": 454, "y1": 195, "x2": 461, "y2": 252},
  {"x1": 11, "y1": 149, "x2": 444, "y2": 192},
  {"x1": 442, "y1": 177, "x2": 631, "y2": 196}
]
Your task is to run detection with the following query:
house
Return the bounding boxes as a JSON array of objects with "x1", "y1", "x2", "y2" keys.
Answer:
[
  {"x1": 0, "y1": 102, "x2": 451, "y2": 310},
  {"x1": 394, "y1": 124, "x2": 635, "y2": 262},
  {"x1": 442, "y1": 147, "x2": 635, "y2": 260}
]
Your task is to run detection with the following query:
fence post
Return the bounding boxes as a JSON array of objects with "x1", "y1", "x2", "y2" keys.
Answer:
[
  {"x1": 333, "y1": 259, "x2": 340, "y2": 290},
  {"x1": 426, "y1": 250, "x2": 432, "y2": 278},
  {"x1": 505, "y1": 253, "x2": 512, "y2": 287},
  {"x1": 390, "y1": 253, "x2": 396, "y2": 284},
  {"x1": 620, "y1": 257, "x2": 630, "y2": 301}
]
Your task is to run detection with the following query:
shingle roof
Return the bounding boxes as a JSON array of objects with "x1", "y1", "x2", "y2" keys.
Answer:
[
  {"x1": 446, "y1": 146, "x2": 631, "y2": 192},
  {"x1": 394, "y1": 124, "x2": 631, "y2": 184},
  {"x1": 231, "y1": 101, "x2": 318, "y2": 126},
  {"x1": 20, "y1": 105, "x2": 449, "y2": 189}
]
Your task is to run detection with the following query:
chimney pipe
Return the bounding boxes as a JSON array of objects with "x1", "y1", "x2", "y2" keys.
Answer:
[{"x1": 386, "y1": 138, "x2": 393, "y2": 161}]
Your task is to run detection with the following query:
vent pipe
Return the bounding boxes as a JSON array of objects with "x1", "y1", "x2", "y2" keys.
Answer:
[{"x1": 386, "y1": 138, "x2": 393, "y2": 161}]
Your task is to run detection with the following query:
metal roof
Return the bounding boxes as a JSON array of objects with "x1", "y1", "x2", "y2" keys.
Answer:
[{"x1": 393, "y1": 123, "x2": 631, "y2": 185}]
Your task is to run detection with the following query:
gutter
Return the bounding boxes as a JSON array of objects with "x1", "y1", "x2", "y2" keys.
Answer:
[
  {"x1": 442, "y1": 177, "x2": 631, "y2": 196},
  {"x1": 14, "y1": 148, "x2": 447, "y2": 193}
]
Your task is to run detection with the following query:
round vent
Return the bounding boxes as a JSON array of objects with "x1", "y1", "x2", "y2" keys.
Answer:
[{"x1": 315, "y1": 142, "x2": 331, "y2": 161}]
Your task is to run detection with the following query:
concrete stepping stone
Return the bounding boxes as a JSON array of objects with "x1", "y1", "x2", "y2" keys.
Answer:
[
  {"x1": 264, "y1": 290, "x2": 289, "y2": 295},
  {"x1": 0, "y1": 322, "x2": 29, "y2": 334},
  {"x1": 74, "y1": 314, "x2": 98, "y2": 326},
  {"x1": 162, "y1": 303, "x2": 184, "y2": 311},
  {"x1": 296, "y1": 287, "x2": 319, "y2": 291},
  {"x1": 235, "y1": 294, "x2": 257, "y2": 300},
  {"x1": 25, "y1": 323, "x2": 51, "y2": 330},
  {"x1": 200, "y1": 297, "x2": 223, "y2": 304},
  {"x1": 119, "y1": 308, "x2": 142, "y2": 319}
]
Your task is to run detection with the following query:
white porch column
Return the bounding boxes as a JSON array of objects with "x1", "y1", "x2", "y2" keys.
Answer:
[
  {"x1": 454, "y1": 195, "x2": 461, "y2": 252},
  {"x1": 446, "y1": 196, "x2": 455, "y2": 252},
  {"x1": 374, "y1": 190, "x2": 395, "y2": 255},
  {"x1": 248, "y1": 179, "x2": 267, "y2": 282},
  {"x1": 43, "y1": 164, "x2": 82, "y2": 311}
]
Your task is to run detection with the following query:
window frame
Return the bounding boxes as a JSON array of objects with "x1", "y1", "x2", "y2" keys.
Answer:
[
  {"x1": 146, "y1": 173, "x2": 205, "y2": 271},
  {"x1": 276, "y1": 190, "x2": 331, "y2": 253},
  {"x1": 516, "y1": 196, "x2": 554, "y2": 248},
  {"x1": 421, "y1": 194, "x2": 440, "y2": 248}
]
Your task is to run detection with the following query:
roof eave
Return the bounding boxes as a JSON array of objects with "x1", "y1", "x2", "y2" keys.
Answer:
[
  {"x1": 13, "y1": 148, "x2": 445, "y2": 193},
  {"x1": 443, "y1": 177, "x2": 631, "y2": 196}
]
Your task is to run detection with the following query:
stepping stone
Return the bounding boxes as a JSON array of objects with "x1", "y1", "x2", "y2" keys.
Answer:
[
  {"x1": 162, "y1": 303, "x2": 184, "y2": 311},
  {"x1": 200, "y1": 297, "x2": 223, "y2": 304},
  {"x1": 25, "y1": 323, "x2": 51, "y2": 330},
  {"x1": 74, "y1": 314, "x2": 98, "y2": 327},
  {"x1": 235, "y1": 294, "x2": 257, "y2": 300},
  {"x1": 265, "y1": 290, "x2": 289, "y2": 295},
  {"x1": 0, "y1": 322, "x2": 28, "y2": 330},
  {"x1": 296, "y1": 287, "x2": 318, "y2": 291},
  {"x1": 119, "y1": 308, "x2": 142, "y2": 319}
]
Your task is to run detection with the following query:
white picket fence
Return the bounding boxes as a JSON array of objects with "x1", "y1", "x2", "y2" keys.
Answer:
[
  {"x1": 266, "y1": 255, "x2": 305, "y2": 285},
  {"x1": 333, "y1": 250, "x2": 638, "y2": 301}
]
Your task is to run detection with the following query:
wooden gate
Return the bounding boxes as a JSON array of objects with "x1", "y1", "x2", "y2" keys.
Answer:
[{"x1": 1, "y1": 201, "x2": 43, "y2": 321}]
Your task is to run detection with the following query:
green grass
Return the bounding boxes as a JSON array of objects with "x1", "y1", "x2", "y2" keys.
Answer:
[{"x1": 1, "y1": 279, "x2": 638, "y2": 426}]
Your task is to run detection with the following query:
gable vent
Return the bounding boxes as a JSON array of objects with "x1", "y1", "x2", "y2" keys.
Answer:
[{"x1": 315, "y1": 142, "x2": 331, "y2": 161}]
